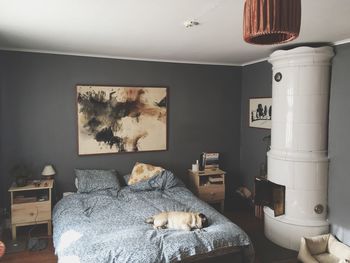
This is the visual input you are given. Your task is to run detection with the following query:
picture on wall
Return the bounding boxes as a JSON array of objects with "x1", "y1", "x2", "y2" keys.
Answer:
[
  {"x1": 249, "y1": 97, "x2": 272, "y2": 129},
  {"x1": 76, "y1": 85, "x2": 167, "y2": 155}
]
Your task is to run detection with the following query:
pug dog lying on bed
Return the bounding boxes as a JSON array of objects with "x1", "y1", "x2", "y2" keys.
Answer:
[{"x1": 145, "y1": 211, "x2": 209, "y2": 231}]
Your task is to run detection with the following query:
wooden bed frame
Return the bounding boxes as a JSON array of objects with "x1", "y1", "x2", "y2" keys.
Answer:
[{"x1": 182, "y1": 246, "x2": 252, "y2": 263}]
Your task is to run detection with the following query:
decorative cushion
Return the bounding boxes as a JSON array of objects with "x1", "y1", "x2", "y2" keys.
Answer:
[
  {"x1": 128, "y1": 162, "x2": 164, "y2": 185},
  {"x1": 75, "y1": 169, "x2": 120, "y2": 193},
  {"x1": 128, "y1": 170, "x2": 183, "y2": 191},
  {"x1": 305, "y1": 234, "x2": 329, "y2": 255},
  {"x1": 298, "y1": 237, "x2": 319, "y2": 263}
]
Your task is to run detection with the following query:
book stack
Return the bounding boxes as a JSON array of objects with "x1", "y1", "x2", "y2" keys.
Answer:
[
  {"x1": 208, "y1": 175, "x2": 224, "y2": 185},
  {"x1": 204, "y1": 152, "x2": 219, "y2": 169}
]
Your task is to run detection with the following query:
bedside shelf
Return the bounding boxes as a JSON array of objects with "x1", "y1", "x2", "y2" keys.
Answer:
[
  {"x1": 9, "y1": 179, "x2": 54, "y2": 192},
  {"x1": 188, "y1": 169, "x2": 226, "y2": 212},
  {"x1": 8, "y1": 179, "x2": 54, "y2": 240}
]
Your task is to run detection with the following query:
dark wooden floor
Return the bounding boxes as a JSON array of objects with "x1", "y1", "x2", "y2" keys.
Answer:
[
  {"x1": 1, "y1": 240, "x2": 57, "y2": 263},
  {"x1": 0, "y1": 210, "x2": 297, "y2": 263},
  {"x1": 1, "y1": 224, "x2": 57, "y2": 263},
  {"x1": 225, "y1": 211, "x2": 297, "y2": 263}
]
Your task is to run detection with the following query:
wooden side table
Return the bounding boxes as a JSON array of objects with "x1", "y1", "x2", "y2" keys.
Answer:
[
  {"x1": 188, "y1": 169, "x2": 226, "y2": 212},
  {"x1": 8, "y1": 179, "x2": 54, "y2": 240}
]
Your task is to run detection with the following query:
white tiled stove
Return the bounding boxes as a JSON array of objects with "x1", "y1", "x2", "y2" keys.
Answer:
[{"x1": 264, "y1": 46, "x2": 334, "y2": 251}]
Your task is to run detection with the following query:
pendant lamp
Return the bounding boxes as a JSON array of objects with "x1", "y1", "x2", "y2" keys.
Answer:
[{"x1": 243, "y1": 0, "x2": 301, "y2": 45}]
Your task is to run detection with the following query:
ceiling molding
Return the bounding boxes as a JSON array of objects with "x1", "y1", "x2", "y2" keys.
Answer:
[
  {"x1": 1, "y1": 37, "x2": 350, "y2": 68},
  {"x1": 241, "y1": 57, "x2": 269, "y2": 66},
  {"x1": 241, "y1": 38, "x2": 350, "y2": 66},
  {"x1": 0, "y1": 47, "x2": 242, "y2": 67}
]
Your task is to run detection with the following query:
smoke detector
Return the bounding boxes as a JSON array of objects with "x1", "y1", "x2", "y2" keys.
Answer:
[{"x1": 184, "y1": 20, "x2": 199, "y2": 28}]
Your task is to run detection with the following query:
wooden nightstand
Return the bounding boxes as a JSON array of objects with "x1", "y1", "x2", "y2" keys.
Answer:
[
  {"x1": 8, "y1": 179, "x2": 54, "y2": 240},
  {"x1": 188, "y1": 169, "x2": 226, "y2": 212}
]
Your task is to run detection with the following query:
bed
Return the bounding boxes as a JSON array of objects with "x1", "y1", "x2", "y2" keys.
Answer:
[{"x1": 53, "y1": 170, "x2": 254, "y2": 263}]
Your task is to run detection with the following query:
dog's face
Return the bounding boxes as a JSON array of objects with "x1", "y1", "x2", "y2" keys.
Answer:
[{"x1": 198, "y1": 213, "x2": 209, "y2": 228}]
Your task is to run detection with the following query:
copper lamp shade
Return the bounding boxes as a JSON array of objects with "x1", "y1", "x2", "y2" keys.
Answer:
[{"x1": 243, "y1": 0, "x2": 301, "y2": 45}]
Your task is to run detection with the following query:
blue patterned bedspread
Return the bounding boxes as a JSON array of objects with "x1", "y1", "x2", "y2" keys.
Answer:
[{"x1": 53, "y1": 172, "x2": 254, "y2": 263}]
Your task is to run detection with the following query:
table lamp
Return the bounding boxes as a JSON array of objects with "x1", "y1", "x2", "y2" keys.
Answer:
[{"x1": 41, "y1": 165, "x2": 56, "y2": 180}]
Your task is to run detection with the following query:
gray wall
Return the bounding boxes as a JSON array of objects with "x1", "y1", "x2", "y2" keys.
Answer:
[
  {"x1": 328, "y1": 43, "x2": 350, "y2": 245},
  {"x1": 239, "y1": 61, "x2": 272, "y2": 191},
  {"x1": 2, "y1": 44, "x2": 349, "y2": 245},
  {"x1": 0, "y1": 51, "x2": 242, "y2": 205}
]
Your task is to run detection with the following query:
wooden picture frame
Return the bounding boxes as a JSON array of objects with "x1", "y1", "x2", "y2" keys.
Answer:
[
  {"x1": 76, "y1": 85, "x2": 168, "y2": 155},
  {"x1": 249, "y1": 97, "x2": 272, "y2": 129}
]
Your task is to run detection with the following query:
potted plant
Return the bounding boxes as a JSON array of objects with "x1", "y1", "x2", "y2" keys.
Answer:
[{"x1": 10, "y1": 164, "x2": 33, "y2": 187}]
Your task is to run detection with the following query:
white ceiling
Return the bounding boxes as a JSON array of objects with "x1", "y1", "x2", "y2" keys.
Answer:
[{"x1": 0, "y1": 0, "x2": 350, "y2": 66}]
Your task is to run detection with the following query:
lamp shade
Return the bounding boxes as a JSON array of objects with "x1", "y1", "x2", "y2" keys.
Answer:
[
  {"x1": 41, "y1": 165, "x2": 56, "y2": 176},
  {"x1": 243, "y1": 0, "x2": 301, "y2": 45}
]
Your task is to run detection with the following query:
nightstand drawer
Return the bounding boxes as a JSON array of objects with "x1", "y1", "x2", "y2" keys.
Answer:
[
  {"x1": 188, "y1": 169, "x2": 225, "y2": 212},
  {"x1": 198, "y1": 189, "x2": 225, "y2": 202},
  {"x1": 199, "y1": 184, "x2": 224, "y2": 194},
  {"x1": 11, "y1": 201, "x2": 51, "y2": 224}
]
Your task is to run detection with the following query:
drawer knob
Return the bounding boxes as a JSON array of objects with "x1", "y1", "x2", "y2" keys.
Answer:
[
  {"x1": 30, "y1": 212, "x2": 34, "y2": 216},
  {"x1": 210, "y1": 192, "x2": 215, "y2": 196}
]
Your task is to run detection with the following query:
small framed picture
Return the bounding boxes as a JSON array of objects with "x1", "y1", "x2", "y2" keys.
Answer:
[{"x1": 249, "y1": 98, "x2": 272, "y2": 129}]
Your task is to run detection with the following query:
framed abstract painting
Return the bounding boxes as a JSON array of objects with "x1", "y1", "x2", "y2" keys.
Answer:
[
  {"x1": 249, "y1": 97, "x2": 272, "y2": 129},
  {"x1": 76, "y1": 85, "x2": 168, "y2": 155}
]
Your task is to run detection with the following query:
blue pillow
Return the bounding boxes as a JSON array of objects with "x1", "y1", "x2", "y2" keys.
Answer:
[
  {"x1": 128, "y1": 170, "x2": 183, "y2": 191},
  {"x1": 75, "y1": 169, "x2": 121, "y2": 193}
]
